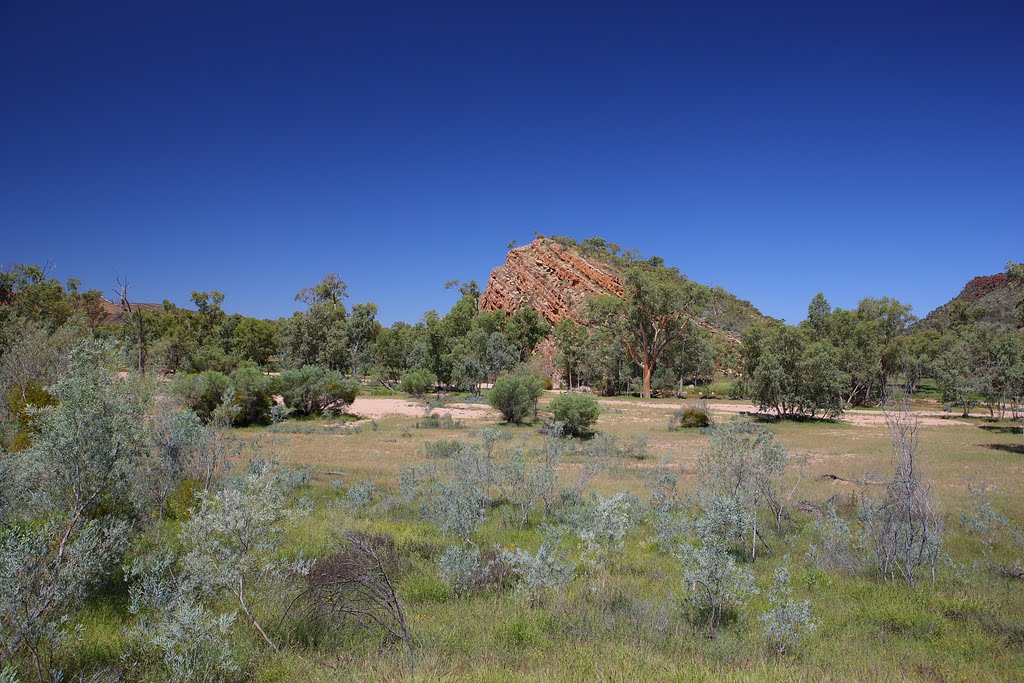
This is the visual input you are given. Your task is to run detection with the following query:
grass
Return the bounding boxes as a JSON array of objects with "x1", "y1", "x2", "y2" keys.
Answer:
[{"x1": 47, "y1": 393, "x2": 1024, "y2": 682}]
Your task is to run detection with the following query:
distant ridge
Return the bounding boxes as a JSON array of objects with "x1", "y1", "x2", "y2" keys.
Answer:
[
  {"x1": 915, "y1": 271, "x2": 1022, "y2": 330},
  {"x1": 96, "y1": 297, "x2": 168, "y2": 324}
]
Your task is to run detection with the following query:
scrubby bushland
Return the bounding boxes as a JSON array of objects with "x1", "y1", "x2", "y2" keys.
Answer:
[
  {"x1": 436, "y1": 545, "x2": 516, "y2": 597},
  {"x1": 575, "y1": 492, "x2": 637, "y2": 570},
  {"x1": 0, "y1": 342, "x2": 146, "y2": 657},
  {"x1": 667, "y1": 417, "x2": 800, "y2": 637},
  {"x1": 801, "y1": 399, "x2": 944, "y2": 588},
  {"x1": 429, "y1": 479, "x2": 487, "y2": 541},
  {"x1": 497, "y1": 448, "x2": 552, "y2": 529},
  {"x1": 2, "y1": 260, "x2": 1021, "y2": 681},
  {"x1": 416, "y1": 411, "x2": 462, "y2": 430},
  {"x1": 500, "y1": 530, "x2": 575, "y2": 604},
  {"x1": 343, "y1": 479, "x2": 377, "y2": 516},
  {"x1": 425, "y1": 439, "x2": 464, "y2": 459},
  {"x1": 805, "y1": 504, "x2": 866, "y2": 575},
  {"x1": 697, "y1": 419, "x2": 789, "y2": 558},
  {"x1": 0, "y1": 341, "x2": 159, "y2": 668},
  {"x1": 126, "y1": 458, "x2": 312, "y2": 676},
  {"x1": 549, "y1": 392, "x2": 600, "y2": 437},
  {"x1": 487, "y1": 373, "x2": 544, "y2": 424},
  {"x1": 280, "y1": 365, "x2": 359, "y2": 416},
  {"x1": 676, "y1": 524, "x2": 757, "y2": 636},
  {"x1": 0, "y1": 320, "x2": 82, "y2": 451},
  {"x1": 564, "y1": 433, "x2": 624, "y2": 506},
  {"x1": 437, "y1": 544, "x2": 481, "y2": 596}
]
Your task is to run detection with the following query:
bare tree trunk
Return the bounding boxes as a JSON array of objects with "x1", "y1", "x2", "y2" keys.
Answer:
[
  {"x1": 115, "y1": 276, "x2": 146, "y2": 373},
  {"x1": 237, "y1": 577, "x2": 279, "y2": 653}
]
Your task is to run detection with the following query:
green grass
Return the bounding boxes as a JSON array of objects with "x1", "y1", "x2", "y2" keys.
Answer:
[{"x1": 39, "y1": 395, "x2": 1024, "y2": 682}]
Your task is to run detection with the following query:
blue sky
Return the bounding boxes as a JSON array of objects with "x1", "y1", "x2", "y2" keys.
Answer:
[{"x1": 2, "y1": 1, "x2": 1021, "y2": 325}]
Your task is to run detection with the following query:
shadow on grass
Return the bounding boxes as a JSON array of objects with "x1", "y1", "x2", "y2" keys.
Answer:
[
  {"x1": 983, "y1": 443, "x2": 1024, "y2": 455},
  {"x1": 978, "y1": 424, "x2": 1024, "y2": 435},
  {"x1": 748, "y1": 412, "x2": 841, "y2": 425}
]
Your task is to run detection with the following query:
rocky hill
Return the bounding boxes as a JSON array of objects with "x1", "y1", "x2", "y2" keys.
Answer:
[
  {"x1": 479, "y1": 237, "x2": 766, "y2": 340},
  {"x1": 916, "y1": 271, "x2": 1023, "y2": 330},
  {"x1": 479, "y1": 239, "x2": 624, "y2": 324}
]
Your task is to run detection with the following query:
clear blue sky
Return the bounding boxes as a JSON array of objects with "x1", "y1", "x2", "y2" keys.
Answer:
[{"x1": 2, "y1": 1, "x2": 1021, "y2": 325}]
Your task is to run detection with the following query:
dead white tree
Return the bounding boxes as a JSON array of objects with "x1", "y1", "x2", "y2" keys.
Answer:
[
  {"x1": 860, "y1": 396, "x2": 942, "y2": 587},
  {"x1": 114, "y1": 275, "x2": 146, "y2": 373}
]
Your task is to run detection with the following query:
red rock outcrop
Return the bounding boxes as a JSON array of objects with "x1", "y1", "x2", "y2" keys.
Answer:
[
  {"x1": 915, "y1": 270, "x2": 1022, "y2": 330},
  {"x1": 480, "y1": 238, "x2": 745, "y2": 346},
  {"x1": 958, "y1": 273, "x2": 1010, "y2": 302},
  {"x1": 479, "y1": 238, "x2": 624, "y2": 324}
]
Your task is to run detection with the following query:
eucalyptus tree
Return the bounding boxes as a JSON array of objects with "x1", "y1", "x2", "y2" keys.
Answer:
[
  {"x1": 281, "y1": 275, "x2": 350, "y2": 371},
  {"x1": 346, "y1": 302, "x2": 381, "y2": 377},
  {"x1": 655, "y1": 321, "x2": 715, "y2": 395},
  {"x1": 505, "y1": 306, "x2": 550, "y2": 361},
  {"x1": 743, "y1": 320, "x2": 845, "y2": 419},
  {"x1": 800, "y1": 294, "x2": 916, "y2": 405},
  {"x1": 553, "y1": 318, "x2": 589, "y2": 389},
  {"x1": 587, "y1": 264, "x2": 706, "y2": 398},
  {"x1": 231, "y1": 317, "x2": 277, "y2": 366}
]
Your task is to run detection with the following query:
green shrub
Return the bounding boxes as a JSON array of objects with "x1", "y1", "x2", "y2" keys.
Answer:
[
  {"x1": 279, "y1": 365, "x2": 358, "y2": 415},
  {"x1": 549, "y1": 392, "x2": 600, "y2": 437},
  {"x1": 400, "y1": 369, "x2": 438, "y2": 396},
  {"x1": 2, "y1": 381, "x2": 58, "y2": 451},
  {"x1": 343, "y1": 479, "x2": 376, "y2": 515},
  {"x1": 417, "y1": 412, "x2": 462, "y2": 429},
  {"x1": 227, "y1": 366, "x2": 274, "y2": 426},
  {"x1": 437, "y1": 544, "x2": 480, "y2": 596},
  {"x1": 186, "y1": 342, "x2": 235, "y2": 374},
  {"x1": 669, "y1": 405, "x2": 712, "y2": 430},
  {"x1": 171, "y1": 370, "x2": 230, "y2": 421},
  {"x1": 487, "y1": 374, "x2": 545, "y2": 424},
  {"x1": 759, "y1": 565, "x2": 816, "y2": 655},
  {"x1": 164, "y1": 479, "x2": 199, "y2": 521},
  {"x1": 173, "y1": 367, "x2": 275, "y2": 426},
  {"x1": 622, "y1": 434, "x2": 649, "y2": 460},
  {"x1": 425, "y1": 439, "x2": 465, "y2": 459}
]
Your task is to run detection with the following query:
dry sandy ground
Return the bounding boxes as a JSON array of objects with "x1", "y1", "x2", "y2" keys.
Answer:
[
  {"x1": 593, "y1": 397, "x2": 970, "y2": 427},
  {"x1": 353, "y1": 396, "x2": 494, "y2": 420},
  {"x1": 348, "y1": 394, "x2": 968, "y2": 428}
]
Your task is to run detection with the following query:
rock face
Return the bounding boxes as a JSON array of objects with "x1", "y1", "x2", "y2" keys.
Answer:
[
  {"x1": 479, "y1": 238, "x2": 752, "y2": 346},
  {"x1": 917, "y1": 272, "x2": 1022, "y2": 330},
  {"x1": 479, "y1": 238, "x2": 625, "y2": 325}
]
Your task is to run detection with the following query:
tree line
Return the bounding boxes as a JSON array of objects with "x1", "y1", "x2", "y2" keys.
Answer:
[{"x1": 2, "y1": 255, "x2": 1022, "y2": 434}]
